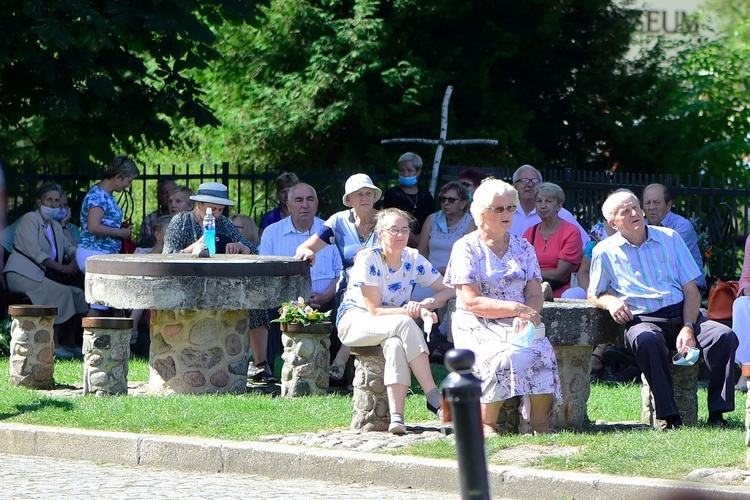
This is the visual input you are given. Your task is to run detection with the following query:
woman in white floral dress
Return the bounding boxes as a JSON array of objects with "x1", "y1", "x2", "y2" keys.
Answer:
[
  {"x1": 444, "y1": 178, "x2": 561, "y2": 436},
  {"x1": 336, "y1": 208, "x2": 455, "y2": 434}
]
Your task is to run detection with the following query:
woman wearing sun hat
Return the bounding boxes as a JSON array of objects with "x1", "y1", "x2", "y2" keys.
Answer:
[
  {"x1": 163, "y1": 182, "x2": 276, "y2": 383},
  {"x1": 295, "y1": 173, "x2": 382, "y2": 381}
]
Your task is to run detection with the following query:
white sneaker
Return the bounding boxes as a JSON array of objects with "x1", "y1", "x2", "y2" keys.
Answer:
[
  {"x1": 247, "y1": 361, "x2": 259, "y2": 378},
  {"x1": 388, "y1": 422, "x2": 407, "y2": 435}
]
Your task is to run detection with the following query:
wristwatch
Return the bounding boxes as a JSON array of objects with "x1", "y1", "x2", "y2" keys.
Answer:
[{"x1": 683, "y1": 321, "x2": 695, "y2": 329}]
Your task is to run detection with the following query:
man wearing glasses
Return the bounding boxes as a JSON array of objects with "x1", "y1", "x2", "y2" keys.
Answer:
[{"x1": 509, "y1": 164, "x2": 588, "y2": 246}]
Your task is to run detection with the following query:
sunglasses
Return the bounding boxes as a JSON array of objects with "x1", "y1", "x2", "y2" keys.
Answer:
[
  {"x1": 440, "y1": 196, "x2": 460, "y2": 204},
  {"x1": 490, "y1": 205, "x2": 518, "y2": 214},
  {"x1": 460, "y1": 181, "x2": 475, "y2": 189}
]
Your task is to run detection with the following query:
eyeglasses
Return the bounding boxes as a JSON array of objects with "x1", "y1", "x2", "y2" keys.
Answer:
[
  {"x1": 440, "y1": 196, "x2": 460, "y2": 204},
  {"x1": 382, "y1": 228, "x2": 411, "y2": 236},
  {"x1": 515, "y1": 178, "x2": 541, "y2": 185},
  {"x1": 489, "y1": 205, "x2": 518, "y2": 214},
  {"x1": 460, "y1": 181, "x2": 475, "y2": 189}
]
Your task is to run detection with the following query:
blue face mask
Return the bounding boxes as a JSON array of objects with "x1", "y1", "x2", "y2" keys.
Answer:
[
  {"x1": 673, "y1": 347, "x2": 700, "y2": 366},
  {"x1": 398, "y1": 176, "x2": 418, "y2": 187},
  {"x1": 509, "y1": 321, "x2": 536, "y2": 348}
]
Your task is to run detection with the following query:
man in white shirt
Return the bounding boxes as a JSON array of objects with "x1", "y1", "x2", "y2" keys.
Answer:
[
  {"x1": 509, "y1": 164, "x2": 589, "y2": 246},
  {"x1": 260, "y1": 183, "x2": 343, "y2": 367}
]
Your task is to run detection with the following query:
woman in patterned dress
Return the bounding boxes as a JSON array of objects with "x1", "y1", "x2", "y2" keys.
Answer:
[
  {"x1": 76, "y1": 155, "x2": 139, "y2": 317},
  {"x1": 336, "y1": 208, "x2": 455, "y2": 434},
  {"x1": 444, "y1": 178, "x2": 561, "y2": 436}
]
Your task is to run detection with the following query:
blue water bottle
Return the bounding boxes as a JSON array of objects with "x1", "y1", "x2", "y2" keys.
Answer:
[{"x1": 203, "y1": 207, "x2": 216, "y2": 255}]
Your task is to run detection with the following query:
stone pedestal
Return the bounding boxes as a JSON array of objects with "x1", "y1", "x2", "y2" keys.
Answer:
[
  {"x1": 149, "y1": 309, "x2": 249, "y2": 394},
  {"x1": 82, "y1": 317, "x2": 133, "y2": 396},
  {"x1": 641, "y1": 353, "x2": 700, "y2": 429},
  {"x1": 280, "y1": 322, "x2": 331, "y2": 397},
  {"x1": 552, "y1": 345, "x2": 592, "y2": 430},
  {"x1": 8, "y1": 305, "x2": 57, "y2": 389},
  {"x1": 84, "y1": 254, "x2": 310, "y2": 395},
  {"x1": 350, "y1": 346, "x2": 390, "y2": 431}
]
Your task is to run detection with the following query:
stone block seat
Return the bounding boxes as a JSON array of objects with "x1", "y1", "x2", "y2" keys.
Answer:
[
  {"x1": 350, "y1": 346, "x2": 389, "y2": 431},
  {"x1": 641, "y1": 351, "x2": 701, "y2": 429}
]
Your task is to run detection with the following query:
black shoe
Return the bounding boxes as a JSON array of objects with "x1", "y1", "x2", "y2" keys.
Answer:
[
  {"x1": 707, "y1": 413, "x2": 731, "y2": 428},
  {"x1": 664, "y1": 415, "x2": 682, "y2": 430},
  {"x1": 251, "y1": 361, "x2": 278, "y2": 384}
]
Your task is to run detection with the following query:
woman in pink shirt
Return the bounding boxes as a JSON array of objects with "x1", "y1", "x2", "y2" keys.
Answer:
[{"x1": 523, "y1": 183, "x2": 582, "y2": 298}]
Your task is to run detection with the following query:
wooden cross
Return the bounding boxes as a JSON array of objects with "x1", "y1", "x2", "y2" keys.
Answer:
[{"x1": 381, "y1": 85, "x2": 498, "y2": 196}]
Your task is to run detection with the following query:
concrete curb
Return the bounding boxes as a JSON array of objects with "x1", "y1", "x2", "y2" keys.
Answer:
[{"x1": 1, "y1": 423, "x2": 749, "y2": 499}]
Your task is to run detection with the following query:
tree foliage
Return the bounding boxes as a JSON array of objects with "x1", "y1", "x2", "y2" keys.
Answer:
[
  {"x1": 0, "y1": 0, "x2": 267, "y2": 175},
  {"x1": 166, "y1": 0, "x2": 653, "y2": 173}
]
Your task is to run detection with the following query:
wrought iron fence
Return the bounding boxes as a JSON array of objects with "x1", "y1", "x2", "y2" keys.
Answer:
[{"x1": 9, "y1": 162, "x2": 749, "y2": 278}]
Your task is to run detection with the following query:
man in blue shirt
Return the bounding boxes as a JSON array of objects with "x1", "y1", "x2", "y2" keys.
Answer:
[
  {"x1": 589, "y1": 190, "x2": 736, "y2": 429},
  {"x1": 642, "y1": 183, "x2": 707, "y2": 294}
]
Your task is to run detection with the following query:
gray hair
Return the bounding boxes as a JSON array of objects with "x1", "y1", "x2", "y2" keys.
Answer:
[
  {"x1": 601, "y1": 189, "x2": 638, "y2": 223},
  {"x1": 375, "y1": 207, "x2": 415, "y2": 233},
  {"x1": 534, "y1": 182, "x2": 565, "y2": 205},
  {"x1": 104, "y1": 155, "x2": 140, "y2": 180},
  {"x1": 397, "y1": 152, "x2": 423, "y2": 170},
  {"x1": 470, "y1": 178, "x2": 519, "y2": 227},
  {"x1": 35, "y1": 182, "x2": 63, "y2": 201},
  {"x1": 288, "y1": 182, "x2": 318, "y2": 201},
  {"x1": 512, "y1": 164, "x2": 543, "y2": 183}
]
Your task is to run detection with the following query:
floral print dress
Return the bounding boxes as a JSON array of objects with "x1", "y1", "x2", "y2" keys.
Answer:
[{"x1": 444, "y1": 232, "x2": 561, "y2": 405}]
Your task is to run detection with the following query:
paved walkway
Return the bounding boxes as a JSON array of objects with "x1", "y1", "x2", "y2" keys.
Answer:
[{"x1": 0, "y1": 453, "x2": 454, "y2": 499}]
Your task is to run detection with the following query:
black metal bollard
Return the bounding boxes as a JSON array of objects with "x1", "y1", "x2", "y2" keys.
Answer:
[{"x1": 441, "y1": 348, "x2": 490, "y2": 500}]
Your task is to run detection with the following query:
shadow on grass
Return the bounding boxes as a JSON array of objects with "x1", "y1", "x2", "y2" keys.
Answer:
[{"x1": 0, "y1": 398, "x2": 74, "y2": 420}]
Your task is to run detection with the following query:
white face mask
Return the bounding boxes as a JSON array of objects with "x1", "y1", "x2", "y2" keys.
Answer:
[{"x1": 39, "y1": 206, "x2": 65, "y2": 221}]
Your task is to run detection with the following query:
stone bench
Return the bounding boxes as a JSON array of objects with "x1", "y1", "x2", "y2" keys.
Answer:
[
  {"x1": 350, "y1": 346, "x2": 389, "y2": 431},
  {"x1": 494, "y1": 299, "x2": 624, "y2": 433},
  {"x1": 82, "y1": 317, "x2": 133, "y2": 396}
]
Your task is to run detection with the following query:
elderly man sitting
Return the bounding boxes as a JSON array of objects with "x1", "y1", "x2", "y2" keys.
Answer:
[{"x1": 588, "y1": 190, "x2": 737, "y2": 429}]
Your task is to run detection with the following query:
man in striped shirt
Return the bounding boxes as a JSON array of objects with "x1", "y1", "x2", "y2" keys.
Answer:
[
  {"x1": 588, "y1": 190, "x2": 737, "y2": 429},
  {"x1": 260, "y1": 183, "x2": 343, "y2": 365}
]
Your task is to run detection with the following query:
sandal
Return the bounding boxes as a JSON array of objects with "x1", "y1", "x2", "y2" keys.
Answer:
[
  {"x1": 329, "y1": 363, "x2": 345, "y2": 382},
  {"x1": 251, "y1": 361, "x2": 278, "y2": 384}
]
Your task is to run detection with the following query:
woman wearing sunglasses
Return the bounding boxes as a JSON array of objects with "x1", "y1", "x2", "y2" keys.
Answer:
[
  {"x1": 417, "y1": 181, "x2": 476, "y2": 276},
  {"x1": 444, "y1": 178, "x2": 560, "y2": 436},
  {"x1": 336, "y1": 208, "x2": 454, "y2": 434},
  {"x1": 522, "y1": 182, "x2": 583, "y2": 299}
]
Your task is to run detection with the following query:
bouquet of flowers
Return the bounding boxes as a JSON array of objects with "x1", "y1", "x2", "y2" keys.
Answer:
[{"x1": 272, "y1": 297, "x2": 331, "y2": 326}]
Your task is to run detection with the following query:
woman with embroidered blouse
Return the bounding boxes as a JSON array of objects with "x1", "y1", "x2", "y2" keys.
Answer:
[
  {"x1": 444, "y1": 178, "x2": 560, "y2": 436},
  {"x1": 336, "y1": 208, "x2": 454, "y2": 434}
]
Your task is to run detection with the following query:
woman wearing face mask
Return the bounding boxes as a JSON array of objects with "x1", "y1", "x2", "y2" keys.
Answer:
[
  {"x1": 381, "y1": 152, "x2": 435, "y2": 247},
  {"x1": 4, "y1": 183, "x2": 89, "y2": 358}
]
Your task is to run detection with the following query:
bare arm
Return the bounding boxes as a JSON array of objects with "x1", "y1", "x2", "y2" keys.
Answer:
[
  {"x1": 87, "y1": 206, "x2": 131, "y2": 239},
  {"x1": 577, "y1": 255, "x2": 591, "y2": 290},
  {"x1": 310, "y1": 278, "x2": 338, "y2": 310},
  {"x1": 417, "y1": 215, "x2": 432, "y2": 260},
  {"x1": 541, "y1": 259, "x2": 576, "y2": 283},
  {"x1": 677, "y1": 281, "x2": 700, "y2": 352},
  {"x1": 455, "y1": 280, "x2": 542, "y2": 326},
  {"x1": 295, "y1": 234, "x2": 328, "y2": 266}
]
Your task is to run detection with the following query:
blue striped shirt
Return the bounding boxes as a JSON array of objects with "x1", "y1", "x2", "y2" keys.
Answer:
[
  {"x1": 589, "y1": 226, "x2": 701, "y2": 315},
  {"x1": 259, "y1": 216, "x2": 342, "y2": 294}
]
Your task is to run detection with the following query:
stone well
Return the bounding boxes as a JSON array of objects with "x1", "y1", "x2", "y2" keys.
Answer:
[{"x1": 85, "y1": 254, "x2": 310, "y2": 394}]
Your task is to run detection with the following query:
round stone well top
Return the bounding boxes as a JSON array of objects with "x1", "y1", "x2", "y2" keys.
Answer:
[{"x1": 85, "y1": 253, "x2": 311, "y2": 311}]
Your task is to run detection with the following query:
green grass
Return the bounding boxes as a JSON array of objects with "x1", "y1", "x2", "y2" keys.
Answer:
[{"x1": 0, "y1": 358, "x2": 747, "y2": 479}]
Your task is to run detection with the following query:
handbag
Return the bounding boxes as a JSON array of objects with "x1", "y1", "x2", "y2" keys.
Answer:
[
  {"x1": 706, "y1": 278, "x2": 739, "y2": 321},
  {"x1": 13, "y1": 246, "x2": 84, "y2": 289}
]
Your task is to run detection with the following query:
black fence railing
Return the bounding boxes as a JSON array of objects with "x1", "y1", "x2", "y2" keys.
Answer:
[{"x1": 8, "y1": 163, "x2": 749, "y2": 278}]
